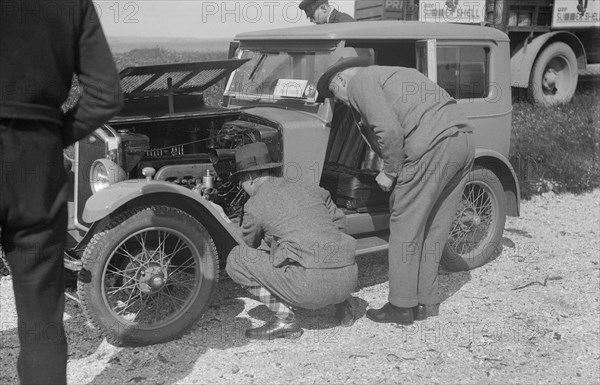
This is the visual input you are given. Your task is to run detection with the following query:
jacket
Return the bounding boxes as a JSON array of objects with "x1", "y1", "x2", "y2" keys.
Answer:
[
  {"x1": 0, "y1": 0, "x2": 123, "y2": 146},
  {"x1": 329, "y1": 8, "x2": 356, "y2": 23},
  {"x1": 347, "y1": 66, "x2": 471, "y2": 178},
  {"x1": 241, "y1": 177, "x2": 356, "y2": 269}
]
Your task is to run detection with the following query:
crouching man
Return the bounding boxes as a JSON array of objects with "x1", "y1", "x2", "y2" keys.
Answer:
[{"x1": 226, "y1": 143, "x2": 358, "y2": 340}]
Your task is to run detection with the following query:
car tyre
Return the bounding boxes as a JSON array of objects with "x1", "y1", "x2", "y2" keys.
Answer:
[
  {"x1": 442, "y1": 167, "x2": 506, "y2": 272},
  {"x1": 78, "y1": 205, "x2": 218, "y2": 346}
]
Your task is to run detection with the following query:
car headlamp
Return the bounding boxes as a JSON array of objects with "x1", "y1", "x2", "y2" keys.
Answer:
[{"x1": 90, "y1": 159, "x2": 127, "y2": 194}]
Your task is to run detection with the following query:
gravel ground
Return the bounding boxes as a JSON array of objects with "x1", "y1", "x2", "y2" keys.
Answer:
[{"x1": 1, "y1": 189, "x2": 599, "y2": 385}]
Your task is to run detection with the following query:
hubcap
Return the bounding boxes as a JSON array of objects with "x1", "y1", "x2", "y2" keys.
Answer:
[
  {"x1": 137, "y1": 264, "x2": 168, "y2": 293},
  {"x1": 543, "y1": 68, "x2": 558, "y2": 93}
]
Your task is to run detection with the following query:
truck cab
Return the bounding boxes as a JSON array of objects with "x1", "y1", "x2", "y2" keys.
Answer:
[{"x1": 354, "y1": 0, "x2": 600, "y2": 106}]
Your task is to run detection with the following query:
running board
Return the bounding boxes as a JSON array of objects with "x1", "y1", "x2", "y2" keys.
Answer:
[{"x1": 355, "y1": 232, "x2": 389, "y2": 256}]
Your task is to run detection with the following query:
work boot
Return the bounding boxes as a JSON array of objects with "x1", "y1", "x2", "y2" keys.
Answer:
[
  {"x1": 366, "y1": 302, "x2": 414, "y2": 325},
  {"x1": 412, "y1": 304, "x2": 427, "y2": 321},
  {"x1": 245, "y1": 318, "x2": 303, "y2": 340}
]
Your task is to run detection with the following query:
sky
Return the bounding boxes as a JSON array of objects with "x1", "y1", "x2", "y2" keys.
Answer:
[{"x1": 96, "y1": 0, "x2": 357, "y2": 39}]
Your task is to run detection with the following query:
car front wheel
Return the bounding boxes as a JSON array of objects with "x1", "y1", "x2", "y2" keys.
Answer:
[
  {"x1": 442, "y1": 167, "x2": 506, "y2": 272},
  {"x1": 78, "y1": 205, "x2": 218, "y2": 346}
]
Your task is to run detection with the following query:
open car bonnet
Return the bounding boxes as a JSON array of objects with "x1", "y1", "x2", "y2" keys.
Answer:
[
  {"x1": 119, "y1": 59, "x2": 248, "y2": 100},
  {"x1": 115, "y1": 59, "x2": 248, "y2": 117}
]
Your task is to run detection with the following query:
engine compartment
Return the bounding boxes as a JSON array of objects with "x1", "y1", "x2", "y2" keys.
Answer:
[{"x1": 110, "y1": 113, "x2": 281, "y2": 220}]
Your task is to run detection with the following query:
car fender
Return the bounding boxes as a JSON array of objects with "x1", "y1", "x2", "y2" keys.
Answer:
[
  {"x1": 510, "y1": 31, "x2": 586, "y2": 88},
  {"x1": 474, "y1": 148, "x2": 520, "y2": 217},
  {"x1": 82, "y1": 179, "x2": 245, "y2": 244}
]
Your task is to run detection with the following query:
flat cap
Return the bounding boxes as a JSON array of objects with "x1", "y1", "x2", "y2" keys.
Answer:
[
  {"x1": 316, "y1": 47, "x2": 373, "y2": 101},
  {"x1": 299, "y1": 0, "x2": 328, "y2": 14}
]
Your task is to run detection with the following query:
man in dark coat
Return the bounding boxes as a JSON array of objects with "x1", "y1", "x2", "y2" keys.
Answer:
[
  {"x1": 299, "y1": 0, "x2": 356, "y2": 24},
  {"x1": 0, "y1": 0, "x2": 122, "y2": 383},
  {"x1": 226, "y1": 143, "x2": 357, "y2": 340},
  {"x1": 317, "y1": 51, "x2": 475, "y2": 325}
]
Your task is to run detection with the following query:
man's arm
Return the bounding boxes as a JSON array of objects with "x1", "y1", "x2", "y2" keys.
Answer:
[
  {"x1": 319, "y1": 187, "x2": 347, "y2": 232},
  {"x1": 62, "y1": 0, "x2": 123, "y2": 145},
  {"x1": 240, "y1": 205, "x2": 264, "y2": 248},
  {"x1": 349, "y1": 69, "x2": 404, "y2": 179}
]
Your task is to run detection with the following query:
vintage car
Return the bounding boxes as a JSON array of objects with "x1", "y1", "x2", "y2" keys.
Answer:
[{"x1": 63, "y1": 21, "x2": 520, "y2": 346}]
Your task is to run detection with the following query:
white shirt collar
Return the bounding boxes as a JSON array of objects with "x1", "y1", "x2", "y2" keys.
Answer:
[{"x1": 326, "y1": 7, "x2": 334, "y2": 23}]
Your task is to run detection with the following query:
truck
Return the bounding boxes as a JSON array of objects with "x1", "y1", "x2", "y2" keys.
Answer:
[{"x1": 354, "y1": 0, "x2": 600, "y2": 106}]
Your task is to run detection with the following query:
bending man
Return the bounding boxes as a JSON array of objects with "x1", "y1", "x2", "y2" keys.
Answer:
[{"x1": 317, "y1": 51, "x2": 474, "y2": 325}]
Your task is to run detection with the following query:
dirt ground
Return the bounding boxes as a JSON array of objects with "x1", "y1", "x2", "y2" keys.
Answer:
[{"x1": 1, "y1": 189, "x2": 599, "y2": 385}]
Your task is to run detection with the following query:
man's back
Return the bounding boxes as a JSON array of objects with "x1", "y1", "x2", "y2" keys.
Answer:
[
  {"x1": 0, "y1": 0, "x2": 121, "y2": 143},
  {"x1": 242, "y1": 177, "x2": 356, "y2": 269}
]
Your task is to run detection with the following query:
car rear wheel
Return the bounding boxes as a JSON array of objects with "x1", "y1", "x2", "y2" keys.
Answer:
[
  {"x1": 442, "y1": 167, "x2": 506, "y2": 272},
  {"x1": 78, "y1": 205, "x2": 218, "y2": 346}
]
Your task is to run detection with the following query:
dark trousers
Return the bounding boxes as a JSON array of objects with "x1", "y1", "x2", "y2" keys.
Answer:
[
  {"x1": 388, "y1": 131, "x2": 474, "y2": 307},
  {"x1": 0, "y1": 119, "x2": 68, "y2": 385},
  {"x1": 226, "y1": 245, "x2": 358, "y2": 310}
]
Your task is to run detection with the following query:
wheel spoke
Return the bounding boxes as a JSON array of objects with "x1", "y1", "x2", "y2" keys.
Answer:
[
  {"x1": 115, "y1": 290, "x2": 143, "y2": 317},
  {"x1": 167, "y1": 255, "x2": 196, "y2": 276},
  {"x1": 106, "y1": 281, "x2": 138, "y2": 296},
  {"x1": 115, "y1": 244, "x2": 138, "y2": 263},
  {"x1": 135, "y1": 231, "x2": 150, "y2": 262},
  {"x1": 165, "y1": 239, "x2": 191, "y2": 267},
  {"x1": 157, "y1": 290, "x2": 187, "y2": 306}
]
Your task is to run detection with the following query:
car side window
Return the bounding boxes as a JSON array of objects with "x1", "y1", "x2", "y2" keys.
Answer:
[{"x1": 437, "y1": 45, "x2": 490, "y2": 99}]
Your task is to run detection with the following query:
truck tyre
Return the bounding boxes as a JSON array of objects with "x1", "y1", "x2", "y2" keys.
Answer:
[
  {"x1": 527, "y1": 42, "x2": 578, "y2": 107},
  {"x1": 442, "y1": 167, "x2": 506, "y2": 272},
  {"x1": 78, "y1": 205, "x2": 218, "y2": 347}
]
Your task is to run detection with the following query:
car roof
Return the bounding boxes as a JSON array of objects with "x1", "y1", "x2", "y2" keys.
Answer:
[{"x1": 235, "y1": 20, "x2": 509, "y2": 42}]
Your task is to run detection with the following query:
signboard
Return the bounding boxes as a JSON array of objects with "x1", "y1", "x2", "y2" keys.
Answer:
[
  {"x1": 384, "y1": 0, "x2": 405, "y2": 11},
  {"x1": 419, "y1": 0, "x2": 486, "y2": 24},
  {"x1": 274, "y1": 79, "x2": 308, "y2": 98},
  {"x1": 552, "y1": 0, "x2": 600, "y2": 28}
]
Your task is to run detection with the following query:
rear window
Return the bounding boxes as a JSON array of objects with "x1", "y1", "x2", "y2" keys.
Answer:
[{"x1": 437, "y1": 46, "x2": 490, "y2": 99}]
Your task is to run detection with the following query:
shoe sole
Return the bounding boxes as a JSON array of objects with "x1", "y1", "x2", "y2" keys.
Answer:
[
  {"x1": 366, "y1": 314, "x2": 414, "y2": 325},
  {"x1": 245, "y1": 328, "x2": 304, "y2": 340},
  {"x1": 283, "y1": 329, "x2": 304, "y2": 339}
]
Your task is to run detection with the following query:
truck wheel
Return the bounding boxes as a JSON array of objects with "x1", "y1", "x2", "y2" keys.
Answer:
[
  {"x1": 527, "y1": 42, "x2": 578, "y2": 106},
  {"x1": 78, "y1": 206, "x2": 218, "y2": 346},
  {"x1": 442, "y1": 167, "x2": 506, "y2": 272}
]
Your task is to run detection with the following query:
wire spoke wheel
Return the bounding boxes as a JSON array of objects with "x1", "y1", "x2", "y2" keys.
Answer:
[
  {"x1": 102, "y1": 227, "x2": 199, "y2": 328},
  {"x1": 442, "y1": 167, "x2": 506, "y2": 271},
  {"x1": 78, "y1": 206, "x2": 219, "y2": 346}
]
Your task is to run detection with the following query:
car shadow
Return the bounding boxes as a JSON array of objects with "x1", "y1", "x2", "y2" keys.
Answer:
[
  {"x1": 504, "y1": 227, "x2": 533, "y2": 238},
  {"x1": 356, "y1": 250, "x2": 472, "y2": 315},
  {"x1": 0, "y1": 287, "x2": 107, "y2": 384},
  {"x1": 0, "y1": 250, "x2": 475, "y2": 384},
  {"x1": 85, "y1": 280, "x2": 252, "y2": 385}
]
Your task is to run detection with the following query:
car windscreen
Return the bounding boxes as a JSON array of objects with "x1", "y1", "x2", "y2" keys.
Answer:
[{"x1": 224, "y1": 50, "x2": 333, "y2": 103}]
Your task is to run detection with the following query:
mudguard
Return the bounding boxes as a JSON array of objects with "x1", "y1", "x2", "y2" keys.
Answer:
[
  {"x1": 474, "y1": 148, "x2": 521, "y2": 217},
  {"x1": 82, "y1": 179, "x2": 245, "y2": 244}
]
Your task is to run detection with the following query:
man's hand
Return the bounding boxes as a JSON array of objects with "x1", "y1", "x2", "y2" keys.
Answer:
[
  {"x1": 376, "y1": 170, "x2": 395, "y2": 192},
  {"x1": 209, "y1": 202, "x2": 232, "y2": 223}
]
